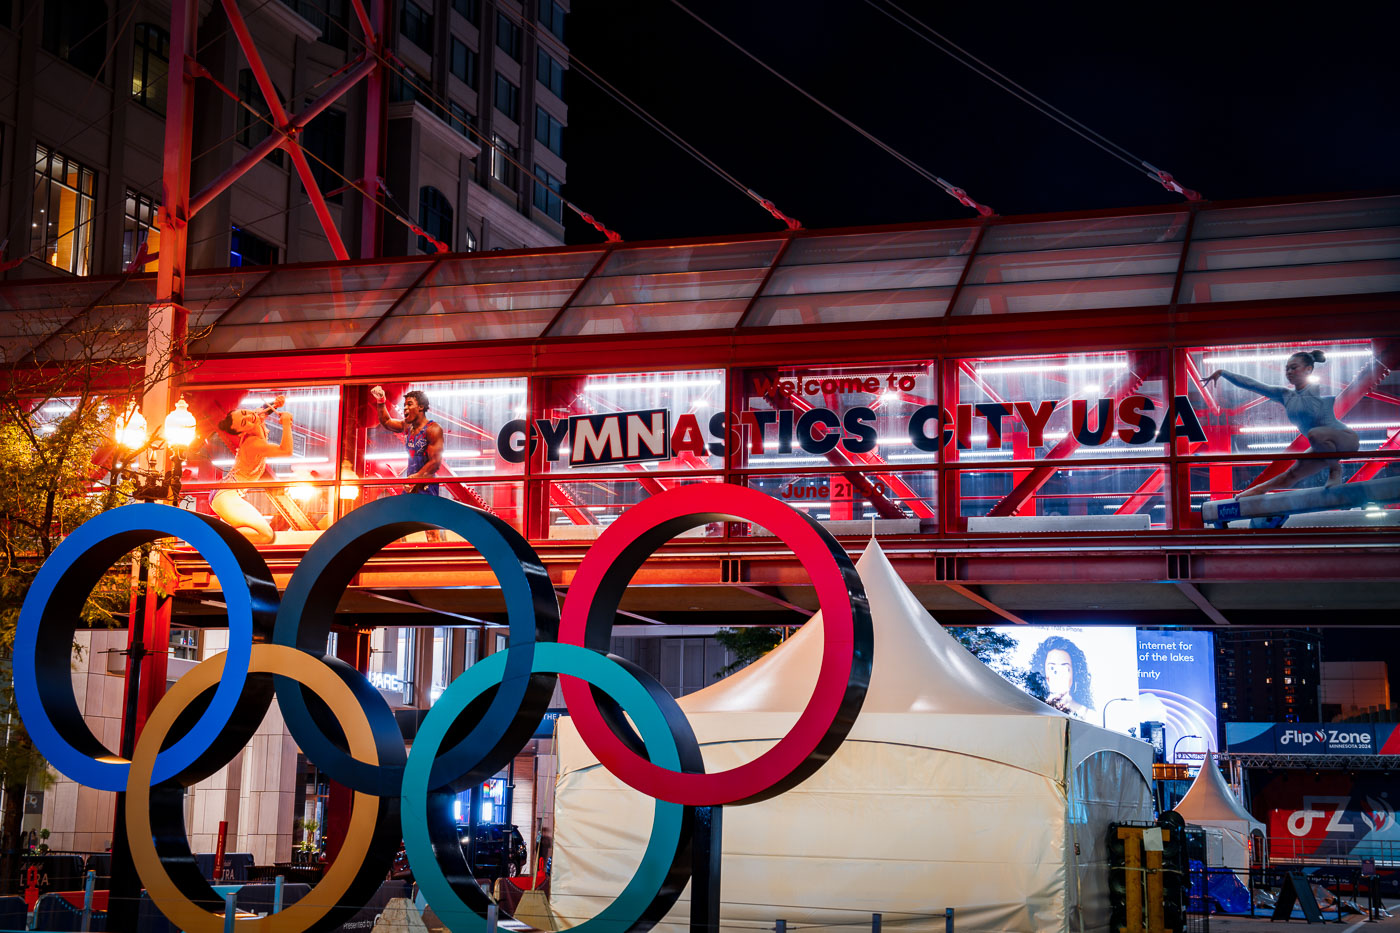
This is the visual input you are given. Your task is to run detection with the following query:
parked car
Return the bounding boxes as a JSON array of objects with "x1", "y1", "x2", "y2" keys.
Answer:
[
  {"x1": 388, "y1": 823, "x2": 528, "y2": 883},
  {"x1": 459, "y1": 823, "x2": 528, "y2": 879}
]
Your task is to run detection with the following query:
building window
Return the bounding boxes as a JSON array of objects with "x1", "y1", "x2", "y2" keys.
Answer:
[
  {"x1": 42, "y1": 0, "x2": 108, "y2": 77},
  {"x1": 495, "y1": 11, "x2": 520, "y2": 60},
  {"x1": 281, "y1": 0, "x2": 349, "y2": 49},
  {"x1": 391, "y1": 69, "x2": 448, "y2": 121},
  {"x1": 418, "y1": 186, "x2": 453, "y2": 253},
  {"x1": 533, "y1": 165, "x2": 562, "y2": 223},
  {"x1": 236, "y1": 69, "x2": 286, "y2": 166},
  {"x1": 461, "y1": 224, "x2": 477, "y2": 252},
  {"x1": 537, "y1": 48, "x2": 565, "y2": 98},
  {"x1": 122, "y1": 190, "x2": 160, "y2": 271},
  {"x1": 449, "y1": 102, "x2": 476, "y2": 139},
  {"x1": 400, "y1": 0, "x2": 433, "y2": 51},
  {"x1": 534, "y1": 106, "x2": 563, "y2": 156},
  {"x1": 538, "y1": 0, "x2": 565, "y2": 41},
  {"x1": 452, "y1": 0, "x2": 478, "y2": 24},
  {"x1": 490, "y1": 133, "x2": 518, "y2": 187},
  {"x1": 131, "y1": 23, "x2": 169, "y2": 114},
  {"x1": 301, "y1": 108, "x2": 346, "y2": 203},
  {"x1": 450, "y1": 37, "x2": 477, "y2": 88},
  {"x1": 493, "y1": 73, "x2": 519, "y2": 121},
  {"x1": 31, "y1": 145, "x2": 96, "y2": 276},
  {"x1": 230, "y1": 226, "x2": 278, "y2": 267},
  {"x1": 169, "y1": 627, "x2": 199, "y2": 660}
]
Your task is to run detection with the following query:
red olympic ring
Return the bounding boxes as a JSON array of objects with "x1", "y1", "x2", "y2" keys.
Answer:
[{"x1": 559, "y1": 483, "x2": 872, "y2": 806}]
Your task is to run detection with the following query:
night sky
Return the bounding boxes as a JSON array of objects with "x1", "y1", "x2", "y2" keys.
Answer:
[
  {"x1": 560, "y1": 0, "x2": 1400, "y2": 243},
  {"x1": 558, "y1": 1, "x2": 1400, "y2": 696}
]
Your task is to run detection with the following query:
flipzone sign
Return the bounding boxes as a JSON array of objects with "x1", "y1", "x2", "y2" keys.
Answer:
[
  {"x1": 1226, "y1": 722, "x2": 1400, "y2": 755},
  {"x1": 495, "y1": 395, "x2": 1208, "y2": 468}
]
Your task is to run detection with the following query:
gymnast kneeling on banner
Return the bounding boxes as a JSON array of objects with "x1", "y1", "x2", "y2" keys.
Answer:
[{"x1": 1204, "y1": 349, "x2": 1359, "y2": 498}]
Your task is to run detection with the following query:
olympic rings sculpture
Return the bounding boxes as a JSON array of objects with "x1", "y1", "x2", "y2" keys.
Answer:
[{"x1": 15, "y1": 484, "x2": 872, "y2": 933}]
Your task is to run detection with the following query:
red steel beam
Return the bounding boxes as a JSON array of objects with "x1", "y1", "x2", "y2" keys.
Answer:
[
  {"x1": 190, "y1": 54, "x2": 376, "y2": 217},
  {"x1": 359, "y1": 0, "x2": 387, "y2": 259},
  {"x1": 987, "y1": 361, "x2": 1148, "y2": 517},
  {"x1": 221, "y1": 0, "x2": 350, "y2": 259}
]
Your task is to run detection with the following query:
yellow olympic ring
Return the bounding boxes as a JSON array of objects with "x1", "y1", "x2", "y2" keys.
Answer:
[{"x1": 126, "y1": 644, "x2": 383, "y2": 933}]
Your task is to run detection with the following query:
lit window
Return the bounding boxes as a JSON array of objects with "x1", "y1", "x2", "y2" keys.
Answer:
[
  {"x1": 131, "y1": 23, "x2": 170, "y2": 113},
  {"x1": 490, "y1": 133, "x2": 518, "y2": 187},
  {"x1": 31, "y1": 145, "x2": 96, "y2": 276},
  {"x1": 123, "y1": 190, "x2": 161, "y2": 271},
  {"x1": 230, "y1": 226, "x2": 278, "y2": 267}
]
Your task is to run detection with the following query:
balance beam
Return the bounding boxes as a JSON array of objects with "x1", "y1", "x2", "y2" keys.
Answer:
[{"x1": 1202, "y1": 476, "x2": 1400, "y2": 527}]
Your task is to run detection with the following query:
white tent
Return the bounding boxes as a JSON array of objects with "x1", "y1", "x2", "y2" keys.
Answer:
[
  {"x1": 1171, "y1": 754, "x2": 1265, "y2": 870},
  {"x1": 550, "y1": 541, "x2": 1155, "y2": 933}
]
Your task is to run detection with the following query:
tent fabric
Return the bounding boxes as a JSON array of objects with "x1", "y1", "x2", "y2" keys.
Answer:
[
  {"x1": 1171, "y1": 754, "x2": 1264, "y2": 870},
  {"x1": 551, "y1": 540, "x2": 1154, "y2": 933}
]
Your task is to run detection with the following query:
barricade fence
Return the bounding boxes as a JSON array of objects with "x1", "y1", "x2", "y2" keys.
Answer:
[{"x1": 0, "y1": 877, "x2": 966, "y2": 933}]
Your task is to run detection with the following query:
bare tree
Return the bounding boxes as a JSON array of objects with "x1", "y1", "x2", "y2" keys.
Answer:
[{"x1": 0, "y1": 278, "x2": 222, "y2": 889}]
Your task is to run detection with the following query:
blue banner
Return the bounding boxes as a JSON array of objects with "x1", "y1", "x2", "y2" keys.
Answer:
[{"x1": 1226, "y1": 723, "x2": 1378, "y2": 755}]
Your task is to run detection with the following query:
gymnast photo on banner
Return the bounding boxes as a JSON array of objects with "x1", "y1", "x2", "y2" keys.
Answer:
[{"x1": 1204, "y1": 349, "x2": 1359, "y2": 497}]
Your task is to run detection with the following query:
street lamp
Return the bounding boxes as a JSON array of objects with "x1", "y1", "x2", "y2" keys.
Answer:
[
  {"x1": 1102, "y1": 696, "x2": 1135, "y2": 729},
  {"x1": 111, "y1": 396, "x2": 197, "y2": 503},
  {"x1": 1172, "y1": 734, "x2": 1203, "y2": 764}
]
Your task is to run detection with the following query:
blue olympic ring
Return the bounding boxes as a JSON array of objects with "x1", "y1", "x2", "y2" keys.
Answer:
[{"x1": 14, "y1": 504, "x2": 276, "y2": 791}]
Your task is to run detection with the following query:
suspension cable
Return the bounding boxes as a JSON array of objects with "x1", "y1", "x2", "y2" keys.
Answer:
[
  {"x1": 864, "y1": 0, "x2": 1201, "y2": 201},
  {"x1": 668, "y1": 0, "x2": 993, "y2": 217}
]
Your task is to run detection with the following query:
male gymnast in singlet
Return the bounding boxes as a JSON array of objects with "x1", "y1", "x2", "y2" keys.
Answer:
[{"x1": 370, "y1": 386, "x2": 445, "y2": 495}]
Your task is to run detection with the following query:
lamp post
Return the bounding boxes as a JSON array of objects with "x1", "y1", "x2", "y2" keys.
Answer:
[
  {"x1": 1172, "y1": 734, "x2": 1203, "y2": 764},
  {"x1": 1102, "y1": 696, "x2": 1135, "y2": 729},
  {"x1": 107, "y1": 397, "x2": 190, "y2": 930},
  {"x1": 111, "y1": 396, "x2": 196, "y2": 504}
]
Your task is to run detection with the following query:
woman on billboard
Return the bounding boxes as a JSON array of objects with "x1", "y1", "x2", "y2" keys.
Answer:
[
  {"x1": 1029, "y1": 635, "x2": 1095, "y2": 720},
  {"x1": 211, "y1": 395, "x2": 292, "y2": 544},
  {"x1": 1204, "y1": 350, "x2": 1359, "y2": 497}
]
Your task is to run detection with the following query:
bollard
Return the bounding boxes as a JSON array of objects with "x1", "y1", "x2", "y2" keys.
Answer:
[
  {"x1": 944, "y1": 907, "x2": 954, "y2": 933},
  {"x1": 486, "y1": 903, "x2": 498, "y2": 933},
  {"x1": 273, "y1": 874, "x2": 285, "y2": 913},
  {"x1": 80, "y1": 870, "x2": 96, "y2": 933},
  {"x1": 872, "y1": 913, "x2": 881, "y2": 933},
  {"x1": 224, "y1": 891, "x2": 237, "y2": 933}
]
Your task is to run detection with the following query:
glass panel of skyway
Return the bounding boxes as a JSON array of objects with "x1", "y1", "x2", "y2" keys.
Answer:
[
  {"x1": 1, "y1": 278, "x2": 156, "y2": 362},
  {"x1": 199, "y1": 259, "x2": 433, "y2": 352},
  {"x1": 1178, "y1": 196, "x2": 1400, "y2": 304},
  {"x1": 739, "y1": 227, "x2": 974, "y2": 328},
  {"x1": 546, "y1": 239, "x2": 781, "y2": 336},
  {"x1": 361, "y1": 249, "x2": 605, "y2": 346},
  {"x1": 951, "y1": 211, "x2": 1186, "y2": 316}
]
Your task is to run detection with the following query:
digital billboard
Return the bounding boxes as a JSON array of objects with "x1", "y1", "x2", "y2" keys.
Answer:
[{"x1": 987, "y1": 626, "x2": 1217, "y2": 761}]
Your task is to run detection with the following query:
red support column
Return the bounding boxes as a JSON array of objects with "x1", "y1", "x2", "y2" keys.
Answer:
[{"x1": 359, "y1": 0, "x2": 387, "y2": 259}]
